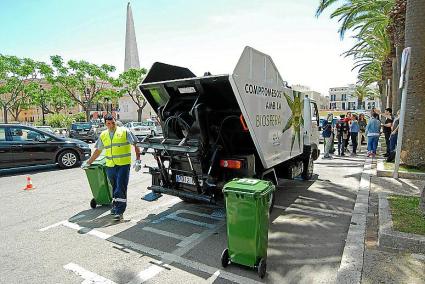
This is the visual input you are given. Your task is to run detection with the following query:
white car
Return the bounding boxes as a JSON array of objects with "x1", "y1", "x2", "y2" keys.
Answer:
[{"x1": 125, "y1": 120, "x2": 163, "y2": 138}]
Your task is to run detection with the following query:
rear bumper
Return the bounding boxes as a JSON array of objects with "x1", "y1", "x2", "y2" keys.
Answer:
[{"x1": 149, "y1": 185, "x2": 214, "y2": 203}]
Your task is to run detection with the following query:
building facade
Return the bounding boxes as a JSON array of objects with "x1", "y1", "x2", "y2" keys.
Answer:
[
  {"x1": 328, "y1": 84, "x2": 380, "y2": 111},
  {"x1": 291, "y1": 84, "x2": 329, "y2": 110}
]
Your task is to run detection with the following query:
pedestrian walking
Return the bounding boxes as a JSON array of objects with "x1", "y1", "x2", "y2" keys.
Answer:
[
  {"x1": 382, "y1": 108, "x2": 394, "y2": 157},
  {"x1": 358, "y1": 113, "x2": 367, "y2": 152},
  {"x1": 344, "y1": 112, "x2": 352, "y2": 152},
  {"x1": 350, "y1": 114, "x2": 359, "y2": 156},
  {"x1": 82, "y1": 114, "x2": 142, "y2": 221},
  {"x1": 322, "y1": 120, "x2": 333, "y2": 159},
  {"x1": 336, "y1": 114, "x2": 349, "y2": 156},
  {"x1": 366, "y1": 112, "x2": 381, "y2": 157}
]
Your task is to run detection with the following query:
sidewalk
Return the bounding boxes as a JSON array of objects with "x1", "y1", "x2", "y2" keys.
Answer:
[{"x1": 335, "y1": 139, "x2": 425, "y2": 283}]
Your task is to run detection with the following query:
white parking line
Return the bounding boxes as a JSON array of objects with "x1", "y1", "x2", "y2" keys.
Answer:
[
  {"x1": 64, "y1": 262, "x2": 116, "y2": 284},
  {"x1": 58, "y1": 223, "x2": 259, "y2": 284},
  {"x1": 206, "y1": 270, "x2": 221, "y2": 283},
  {"x1": 39, "y1": 221, "x2": 65, "y2": 232},
  {"x1": 126, "y1": 264, "x2": 164, "y2": 284}
]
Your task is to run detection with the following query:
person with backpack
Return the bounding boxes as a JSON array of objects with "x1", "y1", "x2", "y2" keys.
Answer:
[{"x1": 336, "y1": 114, "x2": 349, "y2": 156}]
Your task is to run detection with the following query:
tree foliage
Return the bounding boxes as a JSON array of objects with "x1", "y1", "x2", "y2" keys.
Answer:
[
  {"x1": 48, "y1": 55, "x2": 117, "y2": 121},
  {"x1": 0, "y1": 55, "x2": 41, "y2": 122},
  {"x1": 116, "y1": 68, "x2": 147, "y2": 121}
]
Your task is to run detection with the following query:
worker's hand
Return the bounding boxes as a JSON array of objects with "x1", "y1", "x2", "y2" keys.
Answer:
[
  {"x1": 133, "y1": 159, "x2": 142, "y2": 172},
  {"x1": 80, "y1": 161, "x2": 90, "y2": 169}
]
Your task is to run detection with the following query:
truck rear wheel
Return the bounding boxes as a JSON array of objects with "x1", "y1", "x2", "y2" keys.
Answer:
[{"x1": 301, "y1": 156, "x2": 314, "y2": 180}]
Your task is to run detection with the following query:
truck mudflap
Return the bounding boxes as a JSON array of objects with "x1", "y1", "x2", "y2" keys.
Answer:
[{"x1": 148, "y1": 185, "x2": 214, "y2": 203}]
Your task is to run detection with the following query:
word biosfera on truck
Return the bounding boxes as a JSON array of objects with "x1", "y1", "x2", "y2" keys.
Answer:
[{"x1": 138, "y1": 47, "x2": 320, "y2": 209}]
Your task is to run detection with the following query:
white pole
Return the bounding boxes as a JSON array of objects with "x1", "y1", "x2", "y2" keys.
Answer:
[{"x1": 393, "y1": 47, "x2": 411, "y2": 179}]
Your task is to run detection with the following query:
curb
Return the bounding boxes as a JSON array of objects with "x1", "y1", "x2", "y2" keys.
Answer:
[
  {"x1": 378, "y1": 193, "x2": 425, "y2": 254},
  {"x1": 376, "y1": 161, "x2": 425, "y2": 180},
  {"x1": 336, "y1": 158, "x2": 372, "y2": 284}
]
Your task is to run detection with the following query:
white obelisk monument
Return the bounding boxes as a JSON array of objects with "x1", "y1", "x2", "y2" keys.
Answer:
[{"x1": 119, "y1": 2, "x2": 152, "y2": 121}]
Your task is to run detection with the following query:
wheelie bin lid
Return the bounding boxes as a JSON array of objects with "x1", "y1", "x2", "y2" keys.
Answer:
[
  {"x1": 89, "y1": 156, "x2": 106, "y2": 167},
  {"x1": 223, "y1": 178, "x2": 274, "y2": 197}
]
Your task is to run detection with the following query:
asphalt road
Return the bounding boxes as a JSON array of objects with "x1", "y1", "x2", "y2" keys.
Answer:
[{"x1": 0, "y1": 146, "x2": 365, "y2": 283}]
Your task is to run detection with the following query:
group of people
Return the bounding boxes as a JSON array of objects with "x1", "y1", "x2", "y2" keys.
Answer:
[{"x1": 322, "y1": 107, "x2": 400, "y2": 160}]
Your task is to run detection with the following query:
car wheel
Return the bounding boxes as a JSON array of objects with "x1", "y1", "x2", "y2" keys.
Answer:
[
  {"x1": 151, "y1": 130, "x2": 156, "y2": 136},
  {"x1": 58, "y1": 150, "x2": 79, "y2": 169}
]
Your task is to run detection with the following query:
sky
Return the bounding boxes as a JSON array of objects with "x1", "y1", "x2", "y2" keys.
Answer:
[{"x1": 0, "y1": 0, "x2": 358, "y2": 95}]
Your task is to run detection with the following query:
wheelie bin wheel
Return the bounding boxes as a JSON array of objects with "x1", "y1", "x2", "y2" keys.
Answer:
[
  {"x1": 257, "y1": 258, "x2": 267, "y2": 279},
  {"x1": 90, "y1": 198, "x2": 97, "y2": 209},
  {"x1": 221, "y1": 248, "x2": 230, "y2": 268}
]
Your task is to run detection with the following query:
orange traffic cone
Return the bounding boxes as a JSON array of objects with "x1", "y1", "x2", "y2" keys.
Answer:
[{"x1": 23, "y1": 176, "x2": 35, "y2": 190}]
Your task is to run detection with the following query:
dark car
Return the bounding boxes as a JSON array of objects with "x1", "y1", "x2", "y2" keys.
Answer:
[
  {"x1": 0, "y1": 124, "x2": 91, "y2": 170},
  {"x1": 69, "y1": 122, "x2": 97, "y2": 142}
]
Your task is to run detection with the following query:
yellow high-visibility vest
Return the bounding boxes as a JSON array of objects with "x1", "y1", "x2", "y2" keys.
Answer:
[{"x1": 100, "y1": 127, "x2": 131, "y2": 167}]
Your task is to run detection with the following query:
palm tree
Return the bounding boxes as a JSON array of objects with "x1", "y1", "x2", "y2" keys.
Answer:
[
  {"x1": 401, "y1": 0, "x2": 425, "y2": 164},
  {"x1": 400, "y1": 0, "x2": 425, "y2": 214},
  {"x1": 316, "y1": 0, "x2": 395, "y2": 107}
]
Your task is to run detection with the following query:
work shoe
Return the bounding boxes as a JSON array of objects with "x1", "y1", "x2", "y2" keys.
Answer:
[{"x1": 113, "y1": 214, "x2": 123, "y2": 221}]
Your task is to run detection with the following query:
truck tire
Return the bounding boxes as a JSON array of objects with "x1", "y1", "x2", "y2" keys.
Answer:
[{"x1": 301, "y1": 155, "x2": 314, "y2": 180}]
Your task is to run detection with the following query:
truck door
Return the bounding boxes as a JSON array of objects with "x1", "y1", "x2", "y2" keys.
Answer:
[
  {"x1": 303, "y1": 98, "x2": 320, "y2": 146},
  {"x1": 309, "y1": 101, "x2": 320, "y2": 146}
]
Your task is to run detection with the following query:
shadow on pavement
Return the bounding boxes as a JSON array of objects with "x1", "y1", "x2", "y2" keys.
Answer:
[{"x1": 0, "y1": 164, "x2": 70, "y2": 177}]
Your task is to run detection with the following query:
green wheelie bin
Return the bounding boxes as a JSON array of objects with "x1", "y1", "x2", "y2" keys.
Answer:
[
  {"x1": 221, "y1": 178, "x2": 275, "y2": 278},
  {"x1": 84, "y1": 156, "x2": 113, "y2": 209}
]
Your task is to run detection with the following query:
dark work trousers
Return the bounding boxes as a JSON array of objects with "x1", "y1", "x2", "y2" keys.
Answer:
[
  {"x1": 384, "y1": 131, "x2": 391, "y2": 155},
  {"x1": 106, "y1": 164, "x2": 131, "y2": 215},
  {"x1": 351, "y1": 132, "x2": 358, "y2": 154},
  {"x1": 337, "y1": 134, "x2": 345, "y2": 155},
  {"x1": 389, "y1": 133, "x2": 398, "y2": 153}
]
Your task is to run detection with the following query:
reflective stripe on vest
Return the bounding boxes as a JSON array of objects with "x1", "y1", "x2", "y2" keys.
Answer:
[{"x1": 100, "y1": 127, "x2": 131, "y2": 167}]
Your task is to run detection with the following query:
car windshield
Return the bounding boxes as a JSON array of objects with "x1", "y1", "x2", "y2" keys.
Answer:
[
  {"x1": 141, "y1": 121, "x2": 151, "y2": 126},
  {"x1": 131, "y1": 122, "x2": 144, "y2": 127}
]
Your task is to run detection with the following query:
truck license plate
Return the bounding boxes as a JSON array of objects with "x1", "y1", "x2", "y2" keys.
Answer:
[
  {"x1": 175, "y1": 175, "x2": 203, "y2": 186},
  {"x1": 176, "y1": 174, "x2": 195, "y2": 185}
]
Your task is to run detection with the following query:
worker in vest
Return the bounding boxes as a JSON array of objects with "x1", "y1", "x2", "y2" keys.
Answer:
[{"x1": 82, "y1": 114, "x2": 141, "y2": 221}]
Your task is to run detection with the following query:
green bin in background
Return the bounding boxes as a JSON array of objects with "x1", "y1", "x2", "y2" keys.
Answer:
[
  {"x1": 84, "y1": 156, "x2": 112, "y2": 209},
  {"x1": 221, "y1": 178, "x2": 274, "y2": 279}
]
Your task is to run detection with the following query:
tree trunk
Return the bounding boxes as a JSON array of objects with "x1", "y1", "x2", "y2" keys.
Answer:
[
  {"x1": 3, "y1": 106, "x2": 8, "y2": 124},
  {"x1": 391, "y1": 58, "x2": 398, "y2": 111},
  {"x1": 401, "y1": 0, "x2": 425, "y2": 167},
  {"x1": 137, "y1": 108, "x2": 142, "y2": 122},
  {"x1": 420, "y1": 186, "x2": 425, "y2": 215},
  {"x1": 85, "y1": 108, "x2": 90, "y2": 122},
  {"x1": 394, "y1": 46, "x2": 403, "y2": 112},
  {"x1": 379, "y1": 80, "x2": 386, "y2": 110}
]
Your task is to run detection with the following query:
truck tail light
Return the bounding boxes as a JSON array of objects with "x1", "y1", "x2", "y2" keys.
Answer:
[{"x1": 220, "y1": 159, "x2": 242, "y2": 169}]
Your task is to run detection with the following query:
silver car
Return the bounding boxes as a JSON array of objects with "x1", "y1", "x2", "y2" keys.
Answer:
[{"x1": 126, "y1": 120, "x2": 163, "y2": 138}]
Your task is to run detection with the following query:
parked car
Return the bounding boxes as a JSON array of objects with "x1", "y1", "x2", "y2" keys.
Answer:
[
  {"x1": 125, "y1": 120, "x2": 163, "y2": 139},
  {"x1": 0, "y1": 124, "x2": 91, "y2": 170},
  {"x1": 69, "y1": 122, "x2": 97, "y2": 142}
]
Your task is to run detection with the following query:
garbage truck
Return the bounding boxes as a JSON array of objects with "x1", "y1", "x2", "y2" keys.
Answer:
[{"x1": 137, "y1": 46, "x2": 320, "y2": 208}]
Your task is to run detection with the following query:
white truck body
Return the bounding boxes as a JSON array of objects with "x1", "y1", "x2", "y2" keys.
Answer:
[{"x1": 230, "y1": 46, "x2": 318, "y2": 169}]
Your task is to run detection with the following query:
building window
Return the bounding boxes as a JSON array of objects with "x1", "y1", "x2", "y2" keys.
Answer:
[{"x1": 342, "y1": 94, "x2": 347, "y2": 101}]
